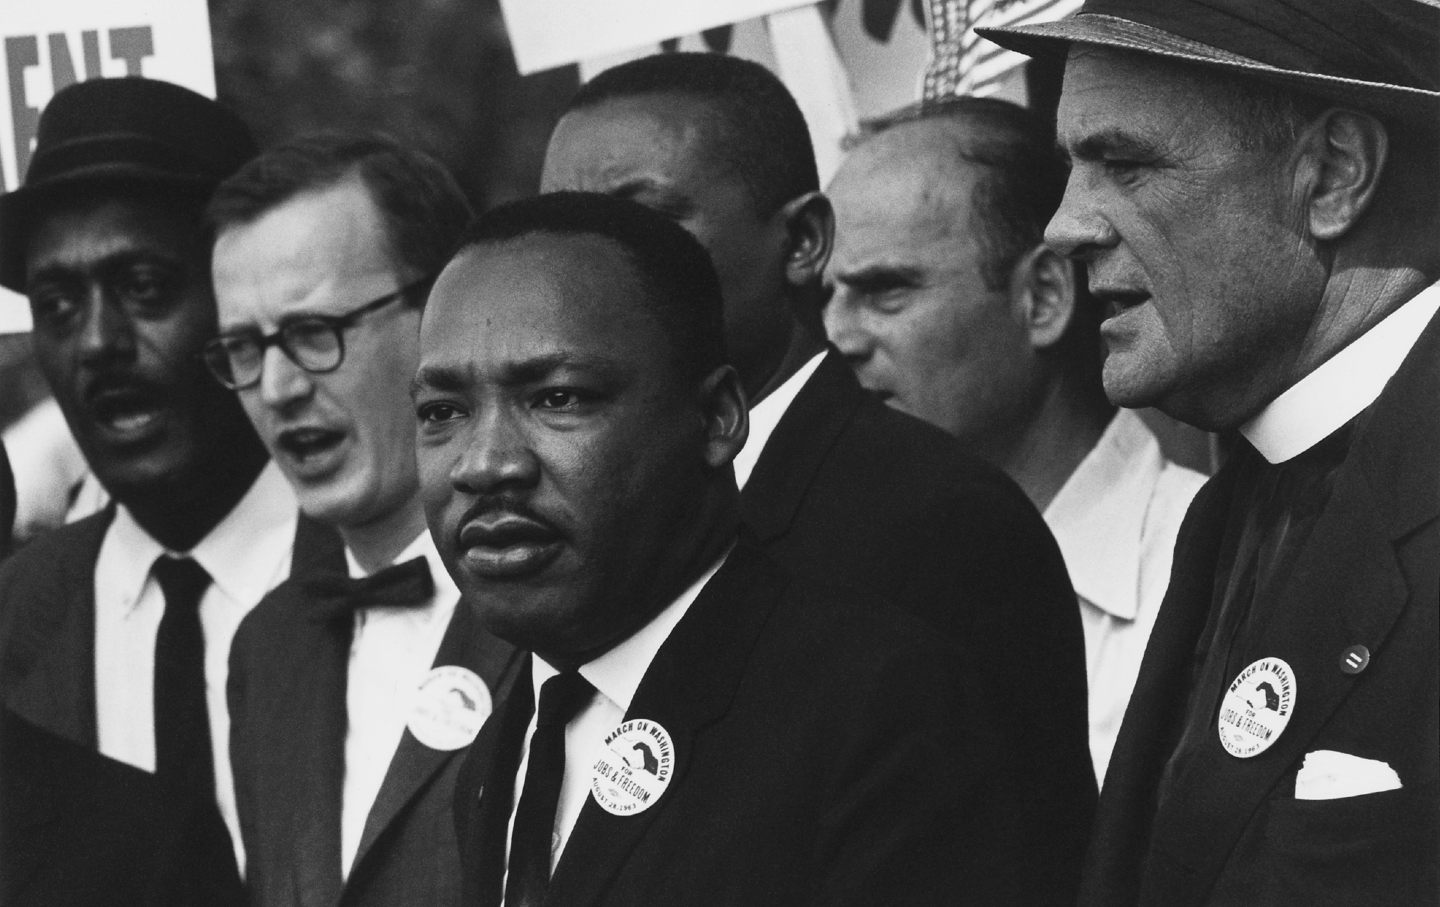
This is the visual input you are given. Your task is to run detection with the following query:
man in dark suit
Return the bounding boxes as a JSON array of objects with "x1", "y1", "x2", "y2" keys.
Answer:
[
  {"x1": 983, "y1": 1, "x2": 1440, "y2": 903},
  {"x1": 207, "y1": 133, "x2": 519, "y2": 905},
  {"x1": 418, "y1": 191, "x2": 1039, "y2": 905},
  {"x1": 540, "y1": 51, "x2": 1094, "y2": 900},
  {"x1": 0, "y1": 78, "x2": 290, "y2": 905}
]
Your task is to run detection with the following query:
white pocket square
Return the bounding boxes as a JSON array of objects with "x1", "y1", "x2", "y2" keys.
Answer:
[{"x1": 1295, "y1": 750, "x2": 1402, "y2": 800}]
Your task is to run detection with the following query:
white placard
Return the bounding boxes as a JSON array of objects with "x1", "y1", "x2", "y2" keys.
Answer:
[
  {"x1": 500, "y1": 0, "x2": 814, "y2": 74},
  {"x1": 0, "y1": 0, "x2": 217, "y2": 193}
]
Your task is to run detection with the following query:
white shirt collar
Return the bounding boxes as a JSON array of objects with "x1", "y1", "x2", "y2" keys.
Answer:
[
  {"x1": 108, "y1": 460, "x2": 297, "y2": 612},
  {"x1": 1242, "y1": 281, "x2": 1440, "y2": 464},
  {"x1": 732, "y1": 352, "x2": 827, "y2": 490},
  {"x1": 1043, "y1": 409, "x2": 1163, "y2": 621},
  {"x1": 532, "y1": 547, "x2": 731, "y2": 713}
]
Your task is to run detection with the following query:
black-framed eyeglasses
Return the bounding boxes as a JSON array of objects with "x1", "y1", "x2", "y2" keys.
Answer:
[{"x1": 202, "y1": 276, "x2": 434, "y2": 390}]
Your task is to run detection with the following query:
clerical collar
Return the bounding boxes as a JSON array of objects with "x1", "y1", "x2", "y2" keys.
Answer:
[{"x1": 1242, "y1": 281, "x2": 1440, "y2": 464}]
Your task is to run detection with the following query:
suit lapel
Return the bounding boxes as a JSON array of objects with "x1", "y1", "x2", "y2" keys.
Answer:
[
  {"x1": 3, "y1": 509, "x2": 112, "y2": 745},
  {"x1": 280, "y1": 599, "x2": 351, "y2": 907},
  {"x1": 740, "y1": 351, "x2": 858, "y2": 543},
  {"x1": 349, "y1": 602, "x2": 519, "y2": 879},
  {"x1": 1147, "y1": 307, "x2": 1440, "y2": 903},
  {"x1": 545, "y1": 543, "x2": 787, "y2": 907}
]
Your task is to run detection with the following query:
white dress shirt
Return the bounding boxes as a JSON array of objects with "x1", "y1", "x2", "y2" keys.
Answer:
[
  {"x1": 1043, "y1": 409, "x2": 1206, "y2": 785},
  {"x1": 731, "y1": 352, "x2": 826, "y2": 489},
  {"x1": 93, "y1": 460, "x2": 297, "y2": 870},
  {"x1": 504, "y1": 551, "x2": 730, "y2": 883},
  {"x1": 340, "y1": 529, "x2": 460, "y2": 879},
  {"x1": 1242, "y1": 281, "x2": 1440, "y2": 463}
]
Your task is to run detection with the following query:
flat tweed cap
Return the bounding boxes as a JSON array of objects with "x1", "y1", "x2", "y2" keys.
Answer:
[
  {"x1": 0, "y1": 77, "x2": 257, "y2": 292},
  {"x1": 978, "y1": 0, "x2": 1440, "y2": 122}
]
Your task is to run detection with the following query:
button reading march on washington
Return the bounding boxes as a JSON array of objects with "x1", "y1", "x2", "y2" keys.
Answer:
[
  {"x1": 407, "y1": 665, "x2": 491, "y2": 751},
  {"x1": 1339, "y1": 644, "x2": 1371, "y2": 675},
  {"x1": 1218, "y1": 657, "x2": 1297, "y2": 759},
  {"x1": 590, "y1": 719, "x2": 674, "y2": 816}
]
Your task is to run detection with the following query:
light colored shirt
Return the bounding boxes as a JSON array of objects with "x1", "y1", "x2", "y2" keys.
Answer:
[
  {"x1": 732, "y1": 352, "x2": 826, "y2": 489},
  {"x1": 94, "y1": 461, "x2": 297, "y2": 871},
  {"x1": 505, "y1": 550, "x2": 730, "y2": 883},
  {"x1": 1043, "y1": 409, "x2": 1205, "y2": 785},
  {"x1": 1242, "y1": 280, "x2": 1440, "y2": 463},
  {"x1": 340, "y1": 530, "x2": 460, "y2": 879}
]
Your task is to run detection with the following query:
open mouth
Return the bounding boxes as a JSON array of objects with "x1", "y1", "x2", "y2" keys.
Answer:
[
  {"x1": 86, "y1": 383, "x2": 166, "y2": 441},
  {"x1": 277, "y1": 427, "x2": 346, "y2": 462},
  {"x1": 1094, "y1": 289, "x2": 1151, "y2": 318},
  {"x1": 457, "y1": 514, "x2": 563, "y2": 578}
]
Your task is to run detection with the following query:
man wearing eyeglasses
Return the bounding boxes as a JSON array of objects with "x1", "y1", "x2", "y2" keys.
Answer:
[
  {"x1": 207, "y1": 132, "x2": 519, "y2": 907},
  {"x1": 0, "y1": 79, "x2": 289, "y2": 906}
]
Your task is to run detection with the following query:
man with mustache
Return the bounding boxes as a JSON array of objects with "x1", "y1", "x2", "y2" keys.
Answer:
[
  {"x1": 207, "y1": 133, "x2": 518, "y2": 906},
  {"x1": 0, "y1": 78, "x2": 294, "y2": 904},
  {"x1": 982, "y1": 0, "x2": 1440, "y2": 902},
  {"x1": 540, "y1": 51, "x2": 1094, "y2": 900},
  {"x1": 418, "y1": 191, "x2": 1033, "y2": 905}
]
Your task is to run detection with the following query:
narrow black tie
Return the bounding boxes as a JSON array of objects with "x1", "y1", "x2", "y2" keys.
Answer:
[
  {"x1": 152, "y1": 556, "x2": 214, "y2": 798},
  {"x1": 505, "y1": 672, "x2": 595, "y2": 907},
  {"x1": 300, "y1": 556, "x2": 435, "y2": 623}
]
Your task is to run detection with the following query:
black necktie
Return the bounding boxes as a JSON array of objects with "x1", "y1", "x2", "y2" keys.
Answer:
[
  {"x1": 505, "y1": 672, "x2": 595, "y2": 907},
  {"x1": 152, "y1": 556, "x2": 214, "y2": 798},
  {"x1": 300, "y1": 556, "x2": 435, "y2": 623}
]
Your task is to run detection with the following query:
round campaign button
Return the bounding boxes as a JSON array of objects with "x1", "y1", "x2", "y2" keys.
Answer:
[
  {"x1": 589, "y1": 719, "x2": 675, "y2": 816},
  {"x1": 1217, "y1": 657, "x2": 1297, "y2": 758},
  {"x1": 407, "y1": 665, "x2": 491, "y2": 751},
  {"x1": 1339, "y1": 644, "x2": 1371, "y2": 675}
]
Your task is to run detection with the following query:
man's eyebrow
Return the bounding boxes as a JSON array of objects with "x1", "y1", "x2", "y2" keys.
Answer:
[
  {"x1": 411, "y1": 365, "x2": 468, "y2": 398},
  {"x1": 27, "y1": 249, "x2": 182, "y2": 288},
  {"x1": 834, "y1": 261, "x2": 922, "y2": 287},
  {"x1": 1062, "y1": 128, "x2": 1161, "y2": 162},
  {"x1": 604, "y1": 178, "x2": 695, "y2": 215},
  {"x1": 411, "y1": 352, "x2": 624, "y2": 398}
]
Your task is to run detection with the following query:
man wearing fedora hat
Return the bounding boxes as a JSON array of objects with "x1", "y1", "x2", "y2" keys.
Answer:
[
  {"x1": 982, "y1": 1, "x2": 1440, "y2": 903},
  {"x1": 0, "y1": 78, "x2": 305, "y2": 905}
]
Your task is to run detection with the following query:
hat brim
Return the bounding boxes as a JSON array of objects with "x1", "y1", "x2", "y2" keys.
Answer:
[
  {"x1": 977, "y1": 14, "x2": 1440, "y2": 122},
  {"x1": 0, "y1": 166, "x2": 215, "y2": 293}
]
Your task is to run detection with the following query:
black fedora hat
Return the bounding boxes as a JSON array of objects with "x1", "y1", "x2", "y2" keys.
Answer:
[
  {"x1": 978, "y1": 0, "x2": 1440, "y2": 122},
  {"x1": 0, "y1": 77, "x2": 257, "y2": 292}
]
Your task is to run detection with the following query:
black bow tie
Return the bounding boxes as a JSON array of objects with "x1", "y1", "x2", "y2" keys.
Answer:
[{"x1": 301, "y1": 556, "x2": 435, "y2": 623}]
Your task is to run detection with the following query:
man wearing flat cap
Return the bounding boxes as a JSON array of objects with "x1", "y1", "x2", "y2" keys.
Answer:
[
  {"x1": 0, "y1": 78, "x2": 304, "y2": 906},
  {"x1": 981, "y1": 1, "x2": 1440, "y2": 904}
]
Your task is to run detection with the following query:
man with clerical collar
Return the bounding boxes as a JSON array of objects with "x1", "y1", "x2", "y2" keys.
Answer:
[
  {"x1": 824, "y1": 96, "x2": 1207, "y2": 786},
  {"x1": 0, "y1": 78, "x2": 288, "y2": 905},
  {"x1": 207, "y1": 133, "x2": 519, "y2": 906},
  {"x1": 418, "y1": 191, "x2": 1038, "y2": 905},
  {"x1": 541, "y1": 50, "x2": 1094, "y2": 899},
  {"x1": 983, "y1": 0, "x2": 1440, "y2": 902}
]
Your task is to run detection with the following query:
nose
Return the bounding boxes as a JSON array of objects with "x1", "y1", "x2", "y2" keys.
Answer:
[
  {"x1": 75, "y1": 287, "x2": 136, "y2": 365},
  {"x1": 1044, "y1": 168, "x2": 1119, "y2": 263},
  {"x1": 256, "y1": 343, "x2": 314, "y2": 411},
  {"x1": 822, "y1": 291, "x2": 875, "y2": 365},
  {"x1": 449, "y1": 405, "x2": 541, "y2": 495}
]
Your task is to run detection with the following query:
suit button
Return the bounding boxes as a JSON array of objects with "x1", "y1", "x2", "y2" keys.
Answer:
[{"x1": 1339, "y1": 644, "x2": 1370, "y2": 675}]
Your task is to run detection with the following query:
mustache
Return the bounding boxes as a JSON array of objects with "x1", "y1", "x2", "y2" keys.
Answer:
[{"x1": 453, "y1": 495, "x2": 563, "y2": 543}]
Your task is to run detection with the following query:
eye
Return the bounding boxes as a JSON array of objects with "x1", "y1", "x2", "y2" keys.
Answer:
[
  {"x1": 417, "y1": 400, "x2": 466, "y2": 424},
  {"x1": 114, "y1": 264, "x2": 175, "y2": 309},
  {"x1": 28, "y1": 287, "x2": 80, "y2": 329},
  {"x1": 534, "y1": 388, "x2": 588, "y2": 410}
]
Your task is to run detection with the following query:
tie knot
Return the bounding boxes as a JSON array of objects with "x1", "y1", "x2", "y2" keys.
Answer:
[
  {"x1": 537, "y1": 672, "x2": 593, "y2": 730},
  {"x1": 152, "y1": 556, "x2": 211, "y2": 612}
]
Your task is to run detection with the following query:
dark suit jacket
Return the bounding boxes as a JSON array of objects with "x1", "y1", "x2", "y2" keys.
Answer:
[
  {"x1": 457, "y1": 540, "x2": 1039, "y2": 906},
  {"x1": 741, "y1": 351, "x2": 1095, "y2": 899},
  {"x1": 229, "y1": 549, "x2": 521, "y2": 907},
  {"x1": 0, "y1": 506, "x2": 335, "y2": 907},
  {"x1": 1080, "y1": 308, "x2": 1440, "y2": 906},
  {"x1": 0, "y1": 708, "x2": 241, "y2": 907}
]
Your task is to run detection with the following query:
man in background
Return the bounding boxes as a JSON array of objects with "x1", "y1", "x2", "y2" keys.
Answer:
[
  {"x1": 208, "y1": 133, "x2": 517, "y2": 905},
  {"x1": 0, "y1": 78, "x2": 292, "y2": 905},
  {"x1": 541, "y1": 52, "x2": 1094, "y2": 900},
  {"x1": 984, "y1": 0, "x2": 1440, "y2": 901},
  {"x1": 824, "y1": 97, "x2": 1205, "y2": 783}
]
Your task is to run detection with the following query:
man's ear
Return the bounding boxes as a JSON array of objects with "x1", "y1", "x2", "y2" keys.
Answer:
[
  {"x1": 778, "y1": 191, "x2": 834, "y2": 289},
  {"x1": 698, "y1": 364, "x2": 749, "y2": 470},
  {"x1": 1293, "y1": 108, "x2": 1388, "y2": 241},
  {"x1": 1009, "y1": 244, "x2": 1076, "y2": 351}
]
